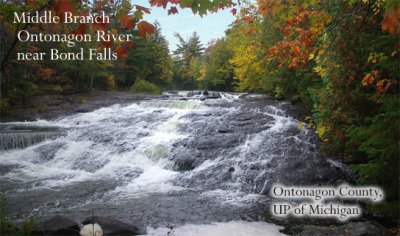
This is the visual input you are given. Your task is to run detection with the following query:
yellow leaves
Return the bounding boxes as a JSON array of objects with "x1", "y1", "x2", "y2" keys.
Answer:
[
  {"x1": 367, "y1": 52, "x2": 387, "y2": 64},
  {"x1": 52, "y1": 85, "x2": 63, "y2": 93},
  {"x1": 197, "y1": 64, "x2": 207, "y2": 81},
  {"x1": 297, "y1": 121, "x2": 304, "y2": 130},
  {"x1": 106, "y1": 75, "x2": 115, "y2": 89},
  {"x1": 313, "y1": 66, "x2": 327, "y2": 77},
  {"x1": 316, "y1": 124, "x2": 329, "y2": 142},
  {"x1": 229, "y1": 43, "x2": 266, "y2": 92}
]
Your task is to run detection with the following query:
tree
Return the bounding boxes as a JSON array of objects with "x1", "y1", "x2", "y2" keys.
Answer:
[
  {"x1": 222, "y1": 0, "x2": 400, "y2": 219},
  {"x1": 172, "y1": 31, "x2": 205, "y2": 90},
  {"x1": 121, "y1": 23, "x2": 172, "y2": 91},
  {"x1": 225, "y1": 9, "x2": 269, "y2": 93},
  {"x1": 198, "y1": 38, "x2": 234, "y2": 91}
]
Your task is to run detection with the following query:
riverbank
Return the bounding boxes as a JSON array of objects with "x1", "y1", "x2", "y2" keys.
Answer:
[
  {"x1": 0, "y1": 91, "x2": 311, "y2": 123},
  {"x1": 0, "y1": 91, "x2": 164, "y2": 122}
]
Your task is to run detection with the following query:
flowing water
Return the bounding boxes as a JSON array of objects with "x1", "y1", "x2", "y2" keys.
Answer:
[{"x1": 0, "y1": 93, "x2": 351, "y2": 235}]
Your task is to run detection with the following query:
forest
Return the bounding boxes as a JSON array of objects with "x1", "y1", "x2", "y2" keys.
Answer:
[{"x1": 0, "y1": 0, "x2": 399, "y2": 225}]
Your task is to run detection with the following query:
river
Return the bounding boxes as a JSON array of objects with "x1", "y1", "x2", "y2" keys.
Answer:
[{"x1": 0, "y1": 92, "x2": 351, "y2": 235}]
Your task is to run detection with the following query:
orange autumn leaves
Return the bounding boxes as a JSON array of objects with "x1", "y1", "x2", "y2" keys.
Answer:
[
  {"x1": 137, "y1": 21, "x2": 155, "y2": 38},
  {"x1": 362, "y1": 0, "x2": 399, "y2": 96},
  {"x1": 233, "y1": 1, "x2": 318, "y2": 68},
  {"x1": 255, "y1": 1, "x2": 330, "y2": 69},
  {"x1": 269, "y1": 10, "x2": 329, "y2": 69},
  {"x1": 362, "y1": 70, "x2": 398, "y2": 95},
  {"x1": 54, "y1": 0, "x2": 77, "y2": 21},
  {"x1": 381, "y1": 3, "x2": 400, "y2": 34},
  {"x1": 121, "y1": 15, "x2": 135, "y2": 30},
  {"x1": 31, "y1": 0, "x2": 156, "y2": 59},
  {"x1": 238, "y1": 0, "x2": 398, "y2": 95}
]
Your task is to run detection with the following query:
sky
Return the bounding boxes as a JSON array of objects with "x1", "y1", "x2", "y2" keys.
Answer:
[{"x1": 135, "y1": 0, "x2": 236, "y2": 52}]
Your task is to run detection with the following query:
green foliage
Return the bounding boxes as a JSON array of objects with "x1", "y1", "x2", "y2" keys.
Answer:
[
  {"x1": 130, "y1": 79, "x2": 162, "y2": 95},
  {"x1": 172, "y1": 32, "x2": 205, "y2": 90},
  {"x1": 123, "y1": 23, "x2": 173, "y2": 90},
  {"x1": 213, "y1": 0, "x2": 400, "y2": 220},
  {"x1": 0, "y1": 193, "x2": 37, "y2": 236},
  {"x1": 198, "y1": 39, "x2": 234, "y2": 91},
  {"x1": 0, "y1": 98, "x2": 10, "y2": 116},
  {"x1": 347, "y1": 95, "x2": 399, "y2": 219},
  {"x1": 365, "y1": 201, "x2": 400, "y2": 220}
]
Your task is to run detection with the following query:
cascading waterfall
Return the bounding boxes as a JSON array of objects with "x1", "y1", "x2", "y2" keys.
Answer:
[
  {"x1": 0, "y1": 125, "x2": 64, "y2": 150},
  {"x1": 0, "y1": 93, "x2": 351, "y2": 235}
]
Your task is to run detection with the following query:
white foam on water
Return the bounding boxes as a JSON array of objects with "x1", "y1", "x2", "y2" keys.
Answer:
[
  {"x1": 139, "y1": 100, "x2": 206, "y2": 110},
  {"x1": 267, "y1": 115, "x2": 296, "y2": 133},
  {"x1": 263, "y1": 105, "x2": 286, "y2": 117},
  {"x1": 0, "y1": 93, "x2": 340, "y2": 236},
  {"x1": 200, "y1": 189, "x2": 263, "y2": 206},
  {"x1": 1, "y1": 119, "x2": 56, "y2": 127},
  {"x1": 0, "y1": 100, "x2": 204, "y2": 193},
  {"x1": 219, "y1": 92, "x2": 244, "y2": 101},
  {"x1": 145, "y1": 221, "x2": 287, "y2": 236},
  {"x1": 109, "y1": 166, "x2": 185, "y2": 199}
]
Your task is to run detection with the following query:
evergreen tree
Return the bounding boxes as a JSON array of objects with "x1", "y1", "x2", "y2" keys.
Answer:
[{"x1": 172, "y1": 32, "x2": 204, "y2": 90}]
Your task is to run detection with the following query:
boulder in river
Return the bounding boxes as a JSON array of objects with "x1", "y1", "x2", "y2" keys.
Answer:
[
  {"x1": 82, "y1": 216, "x2": 140, "y2": 235},
  {"x1": 80, "y1": 223, "x2": 103, "y2": 236},
  {"x1": 290, "y1": 95, "x2": 301, "y2": 105},
  {"x1": 32, "y1": 215, "x2": 80, "y2": 235}
]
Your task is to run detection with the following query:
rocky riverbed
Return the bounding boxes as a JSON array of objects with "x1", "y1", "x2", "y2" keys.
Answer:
[{"x1": 0, "y1": 91, "x2": 395, "y2": 235}]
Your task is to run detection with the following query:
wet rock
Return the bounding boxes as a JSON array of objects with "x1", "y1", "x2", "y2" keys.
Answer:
[
  {"x1": 32, "y1": 215, "x2": 80, "y2": 236},
  {"x1": 73, "y1": 158, "x2": 109, "y2": 173},
  {"x1": 171, "y1": 155, "x2": 196, "y2": 171},
  {"x1": 280, "y1": 102, "x2": 311, "y2": 123},
  {"x1": 75, "y1": 107, "x2": 90, "y2": 113},
  {"x1": 295, "y1": 221, "x2": 386, "y2": 236},
  {"x1": 217, "y1": 126, "x2": 232, "y2": 133},
  {"x1": 82, "y1": 216, "x2": 140, "y2": 235},
  {"x1": 290, "y1": 95, "x2": 301, "y2": 105},
  {"x1": 258, "y1": 154, "x2": 353, "y2": 194},
  {"x1": 193, "y1": 134, "x2": 241, "y2": 150},
  {"x1": 0, "y1": 164, "x2": 19, "y2": 175},
  {"x1": 32, "y1": 141, "x2": 66, "y2": 163},
  {"x1": 209, "y1": 92, "x2": 222, "y2": 99},
  {"x1": 168, "y1": 107, "x2": 276, "y2": 172}
]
